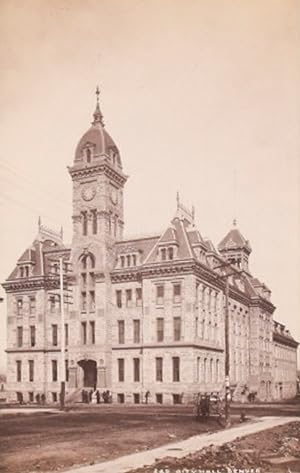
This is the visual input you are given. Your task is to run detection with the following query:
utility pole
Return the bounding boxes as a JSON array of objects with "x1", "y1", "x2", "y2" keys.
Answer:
[
  {"x1": 213, "y1": 262, "x2": 242, "y2": 427},
  {"x1": 59, "y1": 256, "x2": 65, "y2": 411},
  {"x1": 224, "y1": 274, "x2": 231, "y2": 427}
]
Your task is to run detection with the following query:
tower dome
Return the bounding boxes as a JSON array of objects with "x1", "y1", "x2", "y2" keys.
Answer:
[
  {"x1": 74, "y1": 87, "x2": 122, "y2": 169},
  {"x1": 218, "y1": 219, "x2": 252, "y2": 272}
]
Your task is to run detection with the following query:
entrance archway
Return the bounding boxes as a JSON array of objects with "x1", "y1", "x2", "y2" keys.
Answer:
[{"x1": 78, "y1": 360, "x2": 97, "y2": 389}]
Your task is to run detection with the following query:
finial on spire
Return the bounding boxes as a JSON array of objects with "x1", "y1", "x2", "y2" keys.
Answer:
[
  {"x1": 38, "y1": 216, "x2": 41, "y2": 230},
  {"x1": 60, "y1": 225, "x2": 64, "y2": 241},
  {"x1": 233, "y1": 218, "x2": 237, "y2": 227},
  {"x1": 192, "y1": 205, "x2": 195, "y2": 222},
  {"x1": 96, "y1": 85, "x2": 100, "y2": 103},
  {"x1": 176, "y1": 191, "x2": 180, "y2": 210},
  {"x1": 92, "y1": 86, "x2": 104, "y2": 126}
]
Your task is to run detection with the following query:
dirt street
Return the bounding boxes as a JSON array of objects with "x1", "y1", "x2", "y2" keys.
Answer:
[{"x1": 0, "y1": 405, "x2": 227, "y2": 473}]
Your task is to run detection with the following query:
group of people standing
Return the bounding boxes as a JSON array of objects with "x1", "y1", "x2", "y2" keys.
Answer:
[{"x1": 81, "y1": 389, "x2": 112, "y2": 404}]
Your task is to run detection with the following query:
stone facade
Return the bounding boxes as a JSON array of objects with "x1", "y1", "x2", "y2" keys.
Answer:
[{"x1": 2, "y1": 93, "x2": 298, "y2": 404}]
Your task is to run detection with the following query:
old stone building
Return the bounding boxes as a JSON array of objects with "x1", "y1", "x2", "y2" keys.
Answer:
[{"x1": 2, "y1": 92, "x2": 298, "y2": 404}]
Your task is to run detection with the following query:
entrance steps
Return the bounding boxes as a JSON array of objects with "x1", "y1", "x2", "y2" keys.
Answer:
[{"x1": 65, "y1": 387, "x2": 83, "y2": 403}]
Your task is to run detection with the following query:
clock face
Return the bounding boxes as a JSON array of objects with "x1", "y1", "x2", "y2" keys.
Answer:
[
  {"x1": 81, "y1": 186, "x2": 96, "y2": 201},
  {"x1": 110, "y1": 186, "x2": 118, "y2": 205}
]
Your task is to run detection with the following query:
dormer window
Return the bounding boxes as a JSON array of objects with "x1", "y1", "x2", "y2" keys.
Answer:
[
  {"x1": 119, "y1": 252, "x2": 139, "y2": 268},
  {"x1": 160, "y1": 246, "x2": 176, "y2": 261},
  {"x1": 86, "y1": 148, "x2": 92, "y2": 163}
]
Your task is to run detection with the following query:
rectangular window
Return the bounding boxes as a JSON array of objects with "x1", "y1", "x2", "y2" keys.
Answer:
[
  {"x1": 16, "y1": 360, "x2": 22, "y2": 382},
  {"x1": 118, "y1": 358, "x2": 125, "y2": 382},
  {"x1": 173, "y1": 394, "x2": 182, "y2": 404},
  {"x1": 52, "y1": 392, "x2": 57, "y2": 402},
  {"x1": 173, "y1": 283, "x2": 181, "y2": 303},
  {"x1": 156, "y1": 285, "x2": 164, "y2": 305},
  {"x1": 89, "y1": 291, "x2": 95, "y2": 312},
  {"x1": 89, "y1": 272, "x2": 95, "y2": 286},
  {"x1": 116, "y1": 290, "x2": 122, "y2": 308},
  {"x1": 29, "y1": 392, "x2": 34, "y2": 402},
  {"x1": 65, "y1": 323, "x2": 68, "y2": 346},
  {"x1": 172, "y1": 357, "x2": 180, "y2": 382},
  {"x1": 133, "y1": 358, "x2": 140, "y2": 382},
  {"x1": 81, "y1": 322, "x2": 87, "y2": 345},
  {"x1": 133, "y1": 319, "x2": 140, "y2": 343},
  {"x1": 133, "y1": 393, "x2": 140, "y2": 404},
  {"x1": 16, "y1": 298, "x2": 23, "y2": 316},
  {"x1": 117, "y1": 393, "x2": 124, "y2": 403},
  {"x1": 30, "y1": 326, "x2": 36, "y2": 347},
  {"x1": 52, "y1": 324, "x2": 58, "y2": 346},
  {"x1": 156, "y1": 357, "x2": 163, "y2": 382},
  {"x1": 29, "y1": 296, "x2": 36, "y2": 314},
  {"x1": 118, "y1": 320, "x2": 125, "y2": 344},
  {"x1": 197, "y1": 357, "x2": 201, "y2": 382},
  {"x1": 156, "y1": 393, "x2": 163, "y2": 404},
  {"x1": 52, "y1": 360, "x2": 58, "y2": 382},
  {"x1": 81, "y1": 273, "x2": 87, "y2": 287},
  {"x1": 17, "y1": 326, "x2": 23, "y2": 347},
  {"x1": 92, "y1": 209, "x2": 97, "y2": 234},
  {"x1": 132, "y1": 254, "x2": 137, "y2": 266},
  {"x1": 49, "y1": 295, "x2": 56, "y2": 313},
  {"x1": 136, "y1": 288, "x2": 142, "y2": 306},
  {"x1": 126, "y1": 289, "x2": 132, "y2": 307},
  {"x1": 29, "y1": 360, "x2": 34, "y2": 382},
  {"x1": 81, "y1": 292, "x2": 87, "y2": 311},
  {"x1": 90, "y1": 321, "x2": 95, "y2": 344},
  {"x1": 65, "y1": 359, "x2": 69, "y2": 382},
  {"x1": 173, "y1": 317, "x2": 181, "y2": 341},
  {"x1": 156, "y1": 318, "x2": 164, "y2": 342},
  {"x1": 82, "y1": 211, "x2": 88, "y2": 236}
]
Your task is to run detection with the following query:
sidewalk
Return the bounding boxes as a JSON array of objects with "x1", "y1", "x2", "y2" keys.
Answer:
[
  {"x1": 66, "y1": 416, "x2": 299, "y2": 473},
  {"x1": 0, "y1": 407, "x2": 56, "y2": 415}
]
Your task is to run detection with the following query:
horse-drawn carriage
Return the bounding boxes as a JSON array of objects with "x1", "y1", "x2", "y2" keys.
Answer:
[{"x1": 194, "y1": 391, "x2": 226, "y2": 422}]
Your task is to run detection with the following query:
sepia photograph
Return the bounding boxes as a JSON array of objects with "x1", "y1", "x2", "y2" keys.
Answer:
[{"x1": 0, "y1": 1, "x2": 299, "y2": 472}]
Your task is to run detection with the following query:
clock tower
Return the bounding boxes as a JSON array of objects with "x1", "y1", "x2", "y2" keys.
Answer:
[
  {"x1": 67, "y1": 88, "x2": 128, "y2": 390},
  {"x1": 68, "y1": 87, "x2": 127, "y2": 266}
]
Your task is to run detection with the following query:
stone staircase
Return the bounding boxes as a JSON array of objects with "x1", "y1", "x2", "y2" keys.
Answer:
[{"x1": 65, "y1": 387, "x2": 83, "y2": 403}]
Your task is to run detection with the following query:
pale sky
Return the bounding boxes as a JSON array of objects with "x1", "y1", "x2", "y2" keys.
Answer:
[{"x1": 0, "y1": 0, "x2": 299, "y2": 372}]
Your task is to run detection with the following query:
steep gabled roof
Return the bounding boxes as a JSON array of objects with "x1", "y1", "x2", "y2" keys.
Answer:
[
  {"x1": 115, "y1": 235, "x2": 160, "y2": 264},
  {"x1": 218, "y1": 227, "x2": 252, "y2": 253}
]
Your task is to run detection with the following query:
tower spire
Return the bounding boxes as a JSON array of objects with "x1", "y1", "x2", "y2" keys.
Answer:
[{"x1": 92, "y1": 86, "x2": 104, "y2": 126}]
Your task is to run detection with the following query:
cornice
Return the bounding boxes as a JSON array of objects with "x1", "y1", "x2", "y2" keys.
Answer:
[
  {"x1": 6, "y1": 348, "x2": 68, "y2": 354},
  {"x1": 68, "y1": 163, "x2": 128, "y2": 186},
  {"x1": 2, "y1": 276, "x2": 61, "y2": 293},
  {"x1": 112, "y1": 343, "x2": 224, "y2": 352},
  {"x1": 273, "y1": 332, "x2": 298, "y2": 348}
]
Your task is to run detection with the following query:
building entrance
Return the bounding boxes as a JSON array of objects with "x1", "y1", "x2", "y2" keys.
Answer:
[{"x1": 78, "y1": 360, "x2": 97, "y2": 389}]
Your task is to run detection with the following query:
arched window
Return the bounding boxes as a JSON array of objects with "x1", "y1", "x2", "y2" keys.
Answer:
[
  {"x1": 80, "y1": 253, "x2": 96, "y2": 314},
  {"x1": 86, "y1": 148, "x2": 91, "y2": 163},
  {"x1": 82, "y1": 211, "x2": 88, "y2": 236},
  {"x1": 91, "y1": 209, "x2": 97, "y2": 234}
]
